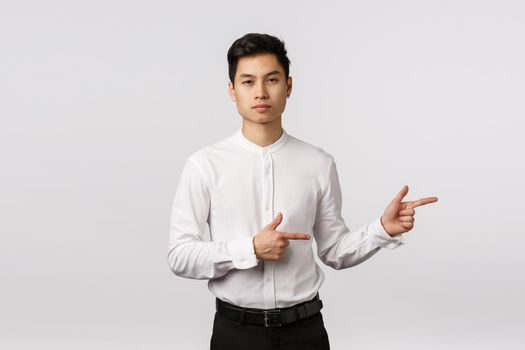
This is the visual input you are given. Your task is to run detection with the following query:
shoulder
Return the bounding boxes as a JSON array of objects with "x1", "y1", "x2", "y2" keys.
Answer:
[
  {"x1": 184, "y1": 132, "x2": 238, "y2": 169},
  {"x1": 286, "y1": 133, "x2": 335, "y2": 168}
]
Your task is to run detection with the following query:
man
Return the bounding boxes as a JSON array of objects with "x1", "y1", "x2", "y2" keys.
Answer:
[{"x1": 167, "y1": 33, "x2": 438, "y2": 350}]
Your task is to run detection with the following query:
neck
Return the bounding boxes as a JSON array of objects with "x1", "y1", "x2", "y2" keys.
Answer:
[{"x1": 241, "y1": 116, "x2": 283, "y2": 147}]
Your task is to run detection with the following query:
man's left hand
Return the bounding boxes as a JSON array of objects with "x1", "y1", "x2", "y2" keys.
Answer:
[{"x1": 380, "y1": 185, "x2": 438, "y2": 237}]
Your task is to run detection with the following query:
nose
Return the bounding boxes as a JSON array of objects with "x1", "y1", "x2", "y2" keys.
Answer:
[{"x1": 255, "y1": 81, "x2": 268, "y2": 100}]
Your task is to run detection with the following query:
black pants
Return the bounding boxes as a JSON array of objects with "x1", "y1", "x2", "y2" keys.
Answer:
[{"x1": 210, "y1": 310, "x2": 330, "y2": 350}]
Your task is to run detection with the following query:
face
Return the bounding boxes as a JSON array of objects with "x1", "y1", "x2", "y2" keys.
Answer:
[{"x1": 228, "y1": 53, "x2": 292, "y2": 125}]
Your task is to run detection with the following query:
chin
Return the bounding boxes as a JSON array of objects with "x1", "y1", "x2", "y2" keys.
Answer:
[
  {"x1": 255, "y1": 117, "x2": 279, "y2": 124},
  {"x1": 241, "y1": 114, "x2": 275, "y2": 124}
]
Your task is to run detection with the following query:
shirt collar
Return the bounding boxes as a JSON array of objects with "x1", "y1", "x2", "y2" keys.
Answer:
[{"x1": 234, "y1": 126, "x2": 289, "y2": 154}]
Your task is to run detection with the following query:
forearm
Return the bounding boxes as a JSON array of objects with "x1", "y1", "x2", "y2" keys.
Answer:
[
  {"x1": 316, "y1": 217, "x2": 403, "y2": 270},
  {"x1": 167, "y1": 236, "x2": 257, "y2": 280}
]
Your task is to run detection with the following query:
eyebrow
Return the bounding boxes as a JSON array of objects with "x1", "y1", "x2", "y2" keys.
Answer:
[{"x1": 239, "y1": 70, "x2": 281, "y2": 79}]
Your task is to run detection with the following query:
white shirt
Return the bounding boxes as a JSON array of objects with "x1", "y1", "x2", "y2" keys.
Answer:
[{"x1": 167, "y1": 127, "x2": 404, "y2": 309}]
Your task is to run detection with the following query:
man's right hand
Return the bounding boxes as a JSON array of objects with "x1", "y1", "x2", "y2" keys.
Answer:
[{"x1": 252, "y1": 212, "x2": 311, "y2": 261}]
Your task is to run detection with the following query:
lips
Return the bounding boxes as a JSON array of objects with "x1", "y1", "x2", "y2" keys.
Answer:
[{"x1": 252, "y1": 104, "x2": 271, "y2": 112}]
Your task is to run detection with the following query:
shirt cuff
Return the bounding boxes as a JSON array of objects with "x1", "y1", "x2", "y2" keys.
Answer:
[
  {"x1": 226, "y1": 236, "x2": 259, "y2": 269},
  {"x1": 369, "y1": 216, "x2": 405, "y2": 249}
]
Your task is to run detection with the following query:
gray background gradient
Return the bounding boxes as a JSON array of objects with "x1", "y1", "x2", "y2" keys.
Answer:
[{"x1": 1, "y1": 0, "x2": 524, "y2": 349}]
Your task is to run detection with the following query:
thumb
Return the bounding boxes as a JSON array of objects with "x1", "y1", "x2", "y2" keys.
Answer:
[
  {"x1": 394, "y1": 185, "x2": 409, "y2": 203},
  {"x1": 266, "y1": 212, "x2": 283, "y2": 230}
]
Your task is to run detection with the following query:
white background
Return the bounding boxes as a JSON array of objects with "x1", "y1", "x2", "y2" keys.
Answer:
[{"x1": 1, "y1": 0, "x2": 524, "y2": 349}]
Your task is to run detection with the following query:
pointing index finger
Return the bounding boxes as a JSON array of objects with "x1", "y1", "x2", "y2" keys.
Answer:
[
  {"x1": 279, "y1": 232, "x2": 311, "y2": 240},
  {"x1": 407, "y1": 196, "x2": 438, "y2": 209}
]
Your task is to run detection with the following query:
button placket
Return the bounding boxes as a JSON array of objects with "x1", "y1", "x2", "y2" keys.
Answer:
[
  {"x1": 262, "y1": 151, "x2": 276, "y2": 309},
  {"x1": 261, "y1": 151, "x2": 272, "y2": 216}
]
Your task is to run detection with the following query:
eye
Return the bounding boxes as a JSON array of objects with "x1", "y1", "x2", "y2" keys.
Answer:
[
  {"x1": 242, "y1": 80, "x2": 253, "y2": 85},
  {"x1": 267, "y1": 78, "x2": 278, "y2": 83}
]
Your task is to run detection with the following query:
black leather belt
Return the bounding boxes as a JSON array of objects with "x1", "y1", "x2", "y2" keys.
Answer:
[{"x1": 215, "y1": 294, "x2": 323, "y2": 327}]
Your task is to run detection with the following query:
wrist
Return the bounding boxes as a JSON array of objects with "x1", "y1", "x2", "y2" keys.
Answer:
[
  {"x1": 380, "y1": 216, "x2": 393, "y2": 237},
  {"x1": 252, "y1": 235, "x2": 260, "y2": 259}
]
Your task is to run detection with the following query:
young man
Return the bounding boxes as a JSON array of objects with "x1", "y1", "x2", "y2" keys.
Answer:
[{"x1": 168, "y1": 33, "x2": 438, "y2": 350}]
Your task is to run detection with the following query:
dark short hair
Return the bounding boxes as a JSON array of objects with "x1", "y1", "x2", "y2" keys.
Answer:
[{"x1": 227, "y1": 33, "x2": 291, "y2": 84}]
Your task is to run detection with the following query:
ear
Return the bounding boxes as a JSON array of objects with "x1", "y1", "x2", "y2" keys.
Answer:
[
  {"x1": 286, "y1": 76, "x2": 293, "y2": 98},
  {"x1": 228, "y1": 81, "x2": 236, "y2": 102}
]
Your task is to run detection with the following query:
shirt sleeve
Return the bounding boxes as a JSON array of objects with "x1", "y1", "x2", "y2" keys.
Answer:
[
  {"x1": 167, "y1": 156, "x2": 258, "y2": 280},
  {"x1": 313, "y1": 156, "x2": 404, "y2": 270}
]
